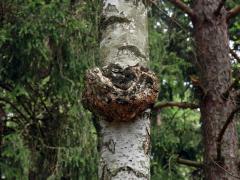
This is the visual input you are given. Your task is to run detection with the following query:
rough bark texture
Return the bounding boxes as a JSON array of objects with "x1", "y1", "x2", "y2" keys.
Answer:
[
  {"x1": 82, "y1": 0, "x2": 156, "y2": 179},
  {"x1": 193, "y1": 1, "x2": 239, "y2": 179},
  {"x1": 82, "y1": 64, "x2": 158, "y2": 122}
]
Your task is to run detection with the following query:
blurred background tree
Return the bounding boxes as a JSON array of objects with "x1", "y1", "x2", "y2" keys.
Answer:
[{"x1": 0, "y1": 0, "x2": 239, "y2": 179}]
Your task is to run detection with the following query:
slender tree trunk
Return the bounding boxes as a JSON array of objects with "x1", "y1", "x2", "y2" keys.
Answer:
[
  {"x1": 192, "y1": 1, "x2": 239, "y2": 179},
  {"x1": 83, "y1": 0, "x2": 158, "y2": 179},
  {"x1": 98, "y1": 1, "x2": 151, "y2": 179}
]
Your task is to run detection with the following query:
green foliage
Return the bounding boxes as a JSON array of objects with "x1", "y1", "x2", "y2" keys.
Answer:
[
  {"x1": 1, "y1": 133, "x2": 29, "y2": 180},
  {"x1": 151, "y1": 108, "x2": 201, "y2": 180},
  {"x1": 1, "y1": 0, "x2": 99, "y2": 179},
  {"x1": 148, "y1": 5, "x2": 202, "y2": 179}
]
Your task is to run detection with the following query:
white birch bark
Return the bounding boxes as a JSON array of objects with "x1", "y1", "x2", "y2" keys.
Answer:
[{"x1": 98, "y1": 0, "x2": 151, "y2": 179}]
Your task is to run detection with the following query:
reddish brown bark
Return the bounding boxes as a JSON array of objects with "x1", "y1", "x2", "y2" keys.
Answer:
[
  {"x1": 192, "y1": 0, "x2": 239, "y2": 179},
  {"x1": 168, "y1": 0, "x2": 240, "y2": 178}
]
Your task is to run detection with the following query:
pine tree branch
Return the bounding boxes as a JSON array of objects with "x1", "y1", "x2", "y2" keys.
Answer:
[
  {"x1": 177, "y1": 157, "x2": 203, "y2": 168},
  {"x1": 227, "y1": 5, "x2": 240, "y2": 20},
  {"x1": 153, "y1": 101, "x2": 199, "y2": 111},
  {"x1": 0, "y1": 81, "x2": 35, "y2": 118},
  {"x1": 169, "y1": 0, "x2": 195, "y2": 18},
  {"x1": 0, "y1": 97, "x2": 28, "y2": 121}
]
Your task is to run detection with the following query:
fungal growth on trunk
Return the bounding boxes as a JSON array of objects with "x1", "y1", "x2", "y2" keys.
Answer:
[{"x1": 82, "y1": 63, "x2": 158, "y2": 122}]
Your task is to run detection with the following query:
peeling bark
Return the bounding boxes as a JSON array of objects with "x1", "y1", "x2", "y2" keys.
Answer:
[{"x1": 82, "y1": 0, "x2": 155, "y2": 179}]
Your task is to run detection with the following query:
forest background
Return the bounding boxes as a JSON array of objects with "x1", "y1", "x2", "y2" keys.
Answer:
[{"x1": 0, "y1": 0, "x2": 239, "y2": 179}]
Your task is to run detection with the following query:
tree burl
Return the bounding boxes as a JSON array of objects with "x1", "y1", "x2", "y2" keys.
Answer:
[{"x1": 82, "y1": 63, "x2": 159, "y2": 121}]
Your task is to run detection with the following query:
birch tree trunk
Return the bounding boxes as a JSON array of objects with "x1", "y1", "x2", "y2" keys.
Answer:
[{"x1": 82, "y1": 0, "x2": 159, "y2": 179}]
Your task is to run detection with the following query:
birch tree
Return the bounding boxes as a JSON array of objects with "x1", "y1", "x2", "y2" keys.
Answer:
[{"x1": 82, "y1": 0, "x2": 159, "y2": 179}]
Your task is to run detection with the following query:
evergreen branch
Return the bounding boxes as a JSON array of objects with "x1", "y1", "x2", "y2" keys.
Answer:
[
  {"x1": 148, "y1": 0, "x2": 189, "y2": 33},
  {"x1": 153, "y1": 101, "x2": 199, "y2": 111},
  {"x1": 0, "y1": 97, "x2": 28, "y2": 121},
  {"x1": 227, "y1": 5, "x2": 240, "y2": 20},
  {"x1": 16, "y1": 96, "x2": 33, "y2": 118},
  {"x1": 27, "y1": 84, "x2": 52, "y2": 117},
  {"x1": 0, "y1": 81, "x2": 36, "y2": 114},
  {"x1": 177, "y1": 157, "x2": 203, "y2": 168},
  {"x1": 168, "y1": 0, "x2": 195, "y2": 18},
  {"x1": 0, "y1": 82, "x2": 34, "y2": 118}
]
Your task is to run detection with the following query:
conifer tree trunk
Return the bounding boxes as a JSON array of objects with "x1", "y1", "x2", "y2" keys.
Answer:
[
  {"x1": 192, "y1": 1, "x2": 239, "y2": 179},
  {"x1": 82, "y1": 0, "x2": 158, "y2": 179},
  {"x1": 169, "y1": 0, "x2": 240, "y2": 179}
]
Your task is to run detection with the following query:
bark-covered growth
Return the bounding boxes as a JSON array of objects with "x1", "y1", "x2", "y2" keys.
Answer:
[{"x1": 82, "y1": 63, "x2": 158, "y2": 121}]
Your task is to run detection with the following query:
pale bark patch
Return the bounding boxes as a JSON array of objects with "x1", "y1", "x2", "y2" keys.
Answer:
[{"x1": 99, "y1": 110, "x2": 151, "y2": 179}]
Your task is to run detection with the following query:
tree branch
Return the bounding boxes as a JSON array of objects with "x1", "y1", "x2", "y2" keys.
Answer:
[
  {"x1": 177, "y1": 157, "x2": 203, "y2": 168},
  {"x1": 217, "y1": 107, "x2": 240, "y2": 160},
  {"x1": 227, "y1": 5, "x2": 240, "y2": 20},
  {"x1": 169, "y1": 0, "x2": 195, "y2": 18},
  {"x1": 148, "y1": 0, "x2": 189, "y2": 33},
  {"x1": 0, "y1": 82, "x2": 34, "y2": 118},
  {"x1": 153, "y1": 101, "x2": 199, "y2": 111},
  {"x1": 0, "y1": 97, "x2": 28, "y2": 121}
]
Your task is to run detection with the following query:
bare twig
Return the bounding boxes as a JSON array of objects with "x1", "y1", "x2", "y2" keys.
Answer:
[
  {"x1": 27, "y1": 84, "x2": 52, "y2": 117},
  {"x1": 150, "y1": 0, "x2": 189, "y2": 33},
  {"x1": 177, "y1": 157, "x2": 203, "y2": 168},
  {"x1": 227, "y1": 5, "x2": 240, "y2": 20},
  {"x1": 16, "y1": 96, "x2": 33, "y2": 118},
  {"x1": 0, "y1": 82, "x2": 35, "y2": 117},
  {"x1": 153, "y1": 101, "x2": 199, "y2": 111},
  {"x1": 168, "y1": 0, "x2": 195, "y2": 18}
]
